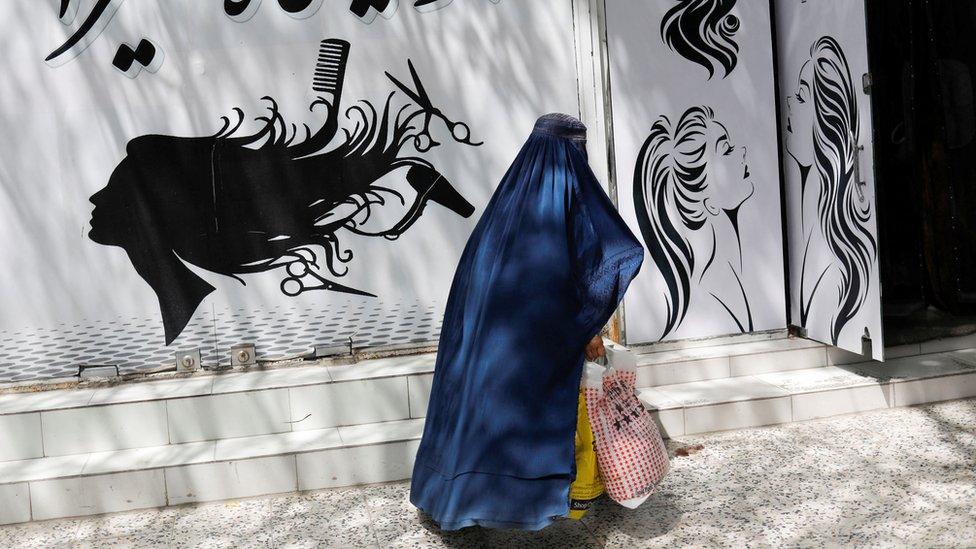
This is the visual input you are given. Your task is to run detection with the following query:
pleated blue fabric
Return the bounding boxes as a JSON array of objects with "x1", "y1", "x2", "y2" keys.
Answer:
[{"x1": 410, "y1": 113, "x2": 644, "y2": 531}]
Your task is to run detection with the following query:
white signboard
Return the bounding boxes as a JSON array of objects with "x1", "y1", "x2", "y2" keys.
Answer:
[
  {"x1": 0, "y1": 1, "x2": 579, "y2": 381},
  {"x1": 775, "y1": 0, "x2": 884, "y2": 360},
  {"x1": 606, "y1": 0, "x2": 788, "y2": 344}
]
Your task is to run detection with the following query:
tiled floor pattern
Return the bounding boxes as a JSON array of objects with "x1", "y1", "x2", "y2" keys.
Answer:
[
  {"x1": 0, "y1": 398, "x2": 973, "y2": 548},
  {"x1": 0, "y1": 300, "x2": 442, "y2": 384}
]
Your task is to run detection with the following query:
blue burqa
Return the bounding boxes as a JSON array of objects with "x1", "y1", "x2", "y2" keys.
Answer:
[{"x1": 410, "y1": 113, "x2": 644, "y2": 530}]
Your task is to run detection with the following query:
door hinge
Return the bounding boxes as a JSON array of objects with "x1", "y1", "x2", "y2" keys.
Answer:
[{"x1": 862, "y1": 72, "x2": 873, "y2": 94}]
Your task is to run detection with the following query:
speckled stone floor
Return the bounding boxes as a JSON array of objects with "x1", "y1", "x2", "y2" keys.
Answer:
[{"x1": 1, "y1": 398, "x2": 974, "y2": 548}]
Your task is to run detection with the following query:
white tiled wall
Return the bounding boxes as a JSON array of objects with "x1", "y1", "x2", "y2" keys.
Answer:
[
  {"x1": 214, "y1": 429, "x2": 342, "y2": 462},
  {"x1": 683, "y1": 397, "x2": 793, "y2": 434},
  {"x1": 289, "y1": 377, "x2": 410, "y2": 431},
  {"x1": 0, "y1": 483, "x2": 31, "y2": 525},
  {"x1": 40, "y1": 402, "x2": 169, "y2": 456},
  {"x1": 166, "y1": 389, "x2": 291, "y2": 443},
  {"x1": 648, "y1": 409, "x2": 683, "y2": 439},
  {"x1": 0, "y1": 454, "x2": 88, "y2": 484},
  {"x1": 296, "y1": 440, "x2": 420, "y2": 491},
  {"x1": 637, "y1": 357, "x2": 731, "y2": 387},
  {"x1": 0, "y1": 389, "x2": 95, "y2": 416},
  {"x1": 165, "y1": 455, "x2": 298, "y2": 505},
  {"x1": 894, "y1": 373, "x2": 976, "y2": 407},
  {"x1": 790, "y1": 385, "x2": 893, "y2": 422},
  {"x1": 29, "y1": 470, "x2": 166, "y2": 520},
  {"x1": 0, "y1": 413, "x2": 42, "y2": 462},
  {"x1": 338, "y1": 419, "x2": 423, "y2": 447},
  {"x1": 407, "y1": 375, "x2": 434, "y2": 418},
  {"x1": 82, "y1": 442, "x2": 216, "y2": 476},
  {"x1": 729, "y1": 348, "x2": 827, "y2": 377}
]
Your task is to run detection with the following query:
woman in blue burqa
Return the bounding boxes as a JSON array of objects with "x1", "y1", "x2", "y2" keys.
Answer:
[{"x1": 411, "y1": 113, "x2": 645, "y2": 530}]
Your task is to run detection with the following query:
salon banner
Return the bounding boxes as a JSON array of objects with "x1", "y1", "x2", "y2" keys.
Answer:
[
  {"x1": 0, "y1": 1, "x2": 580, "y2": 382},
  {"x1": 775, "y1": 0, "x2": 884, "y2": 360},
  {"x1": 606, "y1": 0, "x2": 788, "y2": 344}
]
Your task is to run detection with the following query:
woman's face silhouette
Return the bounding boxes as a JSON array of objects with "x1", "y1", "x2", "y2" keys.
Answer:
[
  {"x1": 88, "y1": 153, "x2": 159, "y2": 248},
  {"x1": 703, "y1": 119, "x2": 754, "y2": 215},
  {"x1": 786, "y1": 61, "x2": 816, "y2": 167},
  {"x1": 88, "y1": 186, "x2": 115, "y2": 246},
  {"x1": 88, "y1": 139, "x2": 203, "y2": 251}
]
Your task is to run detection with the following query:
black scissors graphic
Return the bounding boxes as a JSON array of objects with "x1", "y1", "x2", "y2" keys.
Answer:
[
  {"x1": 279, "y1": 252, "x2": 375, "y2": 298},
  {"x1": 385, "y1": 60, "x2": 484, "y2": 152}
]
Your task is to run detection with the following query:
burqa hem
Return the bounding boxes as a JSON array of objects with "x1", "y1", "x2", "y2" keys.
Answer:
[
  {"x1": 410, "y1": 464, "x2": 573, "y2": 531},
  {"x1": 410, "y1": 113, "x2": 644, "y2": 532}
]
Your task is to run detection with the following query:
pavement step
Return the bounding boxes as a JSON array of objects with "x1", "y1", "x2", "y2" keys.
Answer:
[
  {"x1": 634, "y1": 337, "x2": 830, "y2": 387},
  {"x1": 3, "y1": 340, "x2": 976, "y2": 525},
  {"x1": 0, "y1": 354, "x2": 436, "y2": 416},
  {"x1": 632, "y1": 332, "x2": 976, "y2": 386},
  {"x1": 0, "y1": 337, "x2": 872, "y2": 465},
  {"x1": 0, "y1": 354, "x2": 436, "y2": 464},
  {"x1": 639, "y1": 350, "x2": 976, "y2": 438},
  {"x1": 0, "y1": 418, "x2": 424, "y2": 524}
]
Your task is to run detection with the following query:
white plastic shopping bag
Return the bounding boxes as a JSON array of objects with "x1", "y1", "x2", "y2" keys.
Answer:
[{"x1": 582, "y1": 342, "x2": 670, "y2": 508}]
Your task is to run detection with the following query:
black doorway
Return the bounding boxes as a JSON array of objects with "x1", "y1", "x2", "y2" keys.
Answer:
[{"x1": 867, "y1": 0, "x2": 976, "y2": 346}]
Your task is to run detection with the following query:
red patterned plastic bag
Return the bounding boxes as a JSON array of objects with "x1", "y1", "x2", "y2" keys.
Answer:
[{"x1": 583, "y1": 342, "x2": 670, "y2": 508}]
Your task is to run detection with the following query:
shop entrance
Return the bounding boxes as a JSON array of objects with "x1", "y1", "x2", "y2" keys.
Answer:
[{"x1": 867, "y1": 0, "x2": 976, "y2": 346}]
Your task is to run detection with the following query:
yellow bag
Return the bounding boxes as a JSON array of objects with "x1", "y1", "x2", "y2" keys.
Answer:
[{"x1": 569, "y1": 389, "x2": 604, "y2": 519}]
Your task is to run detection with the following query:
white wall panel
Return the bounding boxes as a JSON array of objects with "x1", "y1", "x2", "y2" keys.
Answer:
[
  {"x1": 775, "y1": 0, "x2": 884, "y2": 360},
  {"x1": 0, "y1": 1, "x2": 580, "y2": 381},
  {"x1": 607, "y1": 0, "x2": 788, "y2": 344}
]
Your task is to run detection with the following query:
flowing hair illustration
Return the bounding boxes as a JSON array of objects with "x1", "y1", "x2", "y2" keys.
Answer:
[
  {"x1": 634, "y1": 106, "x2": 754, "y2": 340},
  {"x1": 807, "y1": 36, "x2": 877, "y2": 344},
  {"x1": 88, "y1": 40, "x2": 479, "y2": 344},
  {"x1": 660, "y1": 0, "x2": 740, "y2": 80}
]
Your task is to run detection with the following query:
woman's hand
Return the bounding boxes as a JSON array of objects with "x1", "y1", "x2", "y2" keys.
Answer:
[{"x1": 584, "y1": 335, "x2": 605, "y2": 361}]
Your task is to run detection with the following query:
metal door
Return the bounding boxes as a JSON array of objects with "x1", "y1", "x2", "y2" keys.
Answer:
[
  {"x1": 775, "y1": 0, "x2": 884, "y2": 360},
  {"x1": 606, "y1": 0, "x2": 789, "y2": 345}
]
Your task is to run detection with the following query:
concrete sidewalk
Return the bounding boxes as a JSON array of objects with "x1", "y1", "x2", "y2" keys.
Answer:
[{"x1": 1, "y1": 398, "x2": 973, "y2": 548}]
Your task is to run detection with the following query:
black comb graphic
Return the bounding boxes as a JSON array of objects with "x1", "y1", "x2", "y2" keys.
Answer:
[{"x1": 312, "y1": 39, "x2": 351, "y2": 105}]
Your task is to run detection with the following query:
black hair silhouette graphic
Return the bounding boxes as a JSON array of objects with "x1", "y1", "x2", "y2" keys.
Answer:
[
  {"x1": 88, "y1": 39, "x2": 478, "y2": 345},
  {"x1": 634, "y1": 106, "x2": 755, "y2": 340},
  {"x1": 785, "y1": 36, "x2": 876, "y2": 346},
  {"x1": 660, "y1": 0, "x2": 740, "y2": 80}
]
